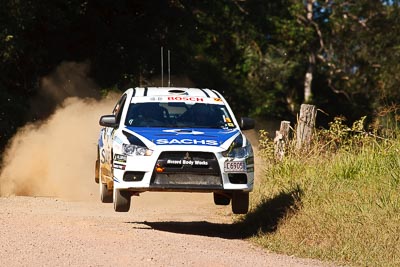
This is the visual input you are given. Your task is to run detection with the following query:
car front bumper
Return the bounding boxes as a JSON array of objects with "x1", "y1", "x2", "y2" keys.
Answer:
[{"x1": 112, "y1": 147, "x2": 254, "y2": 193}]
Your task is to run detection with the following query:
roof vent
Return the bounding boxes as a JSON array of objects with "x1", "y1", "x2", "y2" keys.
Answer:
[{"x1": 168, "y1": 89, "x2": 187, "y2": 95}]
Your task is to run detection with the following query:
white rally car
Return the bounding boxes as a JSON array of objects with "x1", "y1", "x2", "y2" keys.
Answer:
[{"x1": 95, "y1": 87, "x2": 255, "y2": 214}]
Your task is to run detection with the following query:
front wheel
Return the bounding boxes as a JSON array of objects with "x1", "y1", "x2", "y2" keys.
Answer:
[
  {"x1": 99, "y1": 167, "x2": 113, "y2": 203},
  {"x1": 231, "y1": 192, "x2": 249, "y2": 214},
  {"x1": 213, "y1": 193, "x2": 230, "y2": 205},
  {"x1": 113, "y1": 188, "x2": 131, "y2": 212}
]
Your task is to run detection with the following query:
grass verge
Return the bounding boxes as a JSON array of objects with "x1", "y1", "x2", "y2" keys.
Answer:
[{"x1": 239, "y1": 118, "x2": 400, "y2": 266}]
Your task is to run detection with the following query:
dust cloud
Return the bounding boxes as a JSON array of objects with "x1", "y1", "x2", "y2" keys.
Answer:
[
  {"x1": 0, "y1": 62, "x2": 118, "y2": 200},
  {"x1": 30, "y1": 61, "x2": 100, "y2": 120}
]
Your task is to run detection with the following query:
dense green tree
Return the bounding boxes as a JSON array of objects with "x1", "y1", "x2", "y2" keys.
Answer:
[
  {"x1": 310, "y1": 0, "x2": 400, "y2": 122},
  {"x1": 246, "y1": 0, "x2": 400, "y2": 122},
  {"x1": 1, "y1": 0, "x2": 400, "y2": 153}
]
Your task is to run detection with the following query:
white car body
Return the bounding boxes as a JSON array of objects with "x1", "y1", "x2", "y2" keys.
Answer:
[{"x1": 95, "y1": 87, "x2": 255, "y2": 213}]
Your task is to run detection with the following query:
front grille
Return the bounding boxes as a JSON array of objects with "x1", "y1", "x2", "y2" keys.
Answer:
[
  {"x1": 159, "y1": 151, "x2": 216, "y2": 160},
  {"x1": 156, "y1": 151, "x2": 220, "y2": 175},
  {"x1": 152, "y1": 173, "x2": 222, "y2": 186},
  {"x1": 151, "y1": 151, "x2": 222, "y2": 187}
]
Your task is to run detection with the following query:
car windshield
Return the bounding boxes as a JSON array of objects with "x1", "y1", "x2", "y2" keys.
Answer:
[{"x1": 124, "y1": 102, "x2": 236, "y2": 129}]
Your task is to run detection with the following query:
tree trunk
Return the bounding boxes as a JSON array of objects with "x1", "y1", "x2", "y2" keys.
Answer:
[
  {"x1": 304, "y1": 0, "x2": 316, "y2": 103},
  {"x1": 306, "y1": 0, "x2": 314, "y2": 20},
  {"x1": 304, "y1": 53, "x2": 315, "y2": 103},
  {"x1": 296, "y1": 104, "x2": 317, "y2": 151},
  {"x1": 274, "y1": 121, "x2": 291, "y2": 161}
]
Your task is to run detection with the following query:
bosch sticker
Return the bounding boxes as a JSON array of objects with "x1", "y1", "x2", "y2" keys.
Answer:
[{"x1": 167, "y1": 96, "x2": 204, "y2": 102}]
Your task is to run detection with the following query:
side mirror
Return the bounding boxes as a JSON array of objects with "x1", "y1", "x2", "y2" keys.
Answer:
[
  {"x1": 239, "y1": 117, "x2": 255, "y2": 130},
  {"x1": 99, "y1": 115, "x2": 118, "y2": 128}
]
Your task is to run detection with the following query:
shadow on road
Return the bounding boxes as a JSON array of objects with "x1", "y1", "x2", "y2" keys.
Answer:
[
  {"x1": 127, "y1": 186, "x2": 303, "y2": 239},
  {"x1": 137, "y1": 221, "x2": 241, "y2": 239},
  {"x1": 237, "y1": 186, "x2": 303, "y2": 237}
]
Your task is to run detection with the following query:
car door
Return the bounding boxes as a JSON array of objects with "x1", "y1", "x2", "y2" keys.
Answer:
[{"x1": 102, "y1": 94, "x2": 127, "y2": 180}]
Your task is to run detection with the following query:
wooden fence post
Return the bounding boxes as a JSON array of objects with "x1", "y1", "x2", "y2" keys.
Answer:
[
  {"x1": 274, "y1": 120, "x2": 290, "y2": 160},
  {"x1": 296, "y1": 104, "x2": 317, "y2": 150}
]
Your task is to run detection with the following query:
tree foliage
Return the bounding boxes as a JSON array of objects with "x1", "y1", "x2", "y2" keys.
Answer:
[{"x1": 1, "y1": 0, "x2": 400, "y2": 150}]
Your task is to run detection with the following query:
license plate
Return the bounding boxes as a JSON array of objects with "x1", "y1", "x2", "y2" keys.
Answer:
[{"x1": 224, "y1": 161, "x2": 246, "y2": 172}]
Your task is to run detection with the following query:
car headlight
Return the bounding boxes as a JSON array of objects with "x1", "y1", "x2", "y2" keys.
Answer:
[
  {"x1": 122, "y1": 144, "x2": 153, "y2": 156},
  {"x1": 222, "y1": 135, "x2": 253, "y2": 158}
]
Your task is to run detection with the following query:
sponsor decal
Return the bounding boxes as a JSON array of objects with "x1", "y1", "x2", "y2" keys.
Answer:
[
  {"x1": 150, "y1": 97, "x2": 163, "y2": 101},
  {"x1": 167, "y1": 96, "x2": 204, "y2": 102},
  {"x1": 125, "y1": 126, "x2": 240, "y2": 147},
  {"x1": 156, "y1": 138, "x2": 218, "y2": 146},
  {"x1": 162, "y1": 129, "x2": 204, "y2": 135},
  {"x1": 113, "y1": 163, "x2": 126, "y2": 170},
  {"x1": 101, "y1": 148, "x2": 112, "y2": 164},
  {"x1": 166, "y1": 159, "x2": 209, "y2": 166},
  {"x1": 114, "y1": 154, "x2": 127, "y2": 163}
]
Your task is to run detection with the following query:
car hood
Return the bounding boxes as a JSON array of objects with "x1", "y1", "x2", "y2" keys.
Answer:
[{"x1": 123, "y1": 126, "x2": 240, "y2": 148}]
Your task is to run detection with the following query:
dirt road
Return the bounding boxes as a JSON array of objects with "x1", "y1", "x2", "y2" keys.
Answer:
[
  {"x1": 0, "y1": 92, "x2": 332, "y2": 266},
  {"x1": 0, "y1": 191, "x2": 331, "y2": 267}
]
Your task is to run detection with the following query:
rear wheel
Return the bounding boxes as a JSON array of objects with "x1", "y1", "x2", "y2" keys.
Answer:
[
  {"x1": 95, "y1": 159, "x2": 100, "y2": 183},
  {"x1": 99, "y1": 168, "x2": 113, "y2": 203},
  {"x1": 113, "y1": 188, "x2": 131, "y2": 212},
  {"x1": 213, "y1": 193, "x2": 230, "y2": 205},
  {"x1": 231, "y1": 192, "x2": 249, "y2": 214}
]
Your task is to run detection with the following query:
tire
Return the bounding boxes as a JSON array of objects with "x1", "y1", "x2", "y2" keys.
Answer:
[
  {"x1": 113, "y1": 188, "x2": 131, "y2": 212},
  {"x1": 99, "y1": 168, "x2": 113, "y2": 203},
  {"x1": 95, "y1": 159, "x2": 100, "y2": 183},
  {"x1": 213, "y1": 193, "x2": 230, "y2": 205},
  {"x1": 231, "y1": 192, "x2": 249, "y2": 214}
]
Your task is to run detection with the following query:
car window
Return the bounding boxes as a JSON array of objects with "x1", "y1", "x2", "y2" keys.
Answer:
[
  {"x1": 125, "y1": 102, "x2": 236, "y2": 129},
  {"x1": 113, "y1": 94, "x2": 127, "y2": 123}
]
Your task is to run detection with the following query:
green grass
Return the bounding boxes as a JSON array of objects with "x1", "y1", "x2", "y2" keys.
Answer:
[{"x1": 239, "y1": 119, "x2": 400, "y2": 266}]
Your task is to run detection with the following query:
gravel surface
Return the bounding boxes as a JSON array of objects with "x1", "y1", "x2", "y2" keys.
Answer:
[
  {"x1": 0, "y1": 193, "x2": 335, "y2": 267},
  {"x1": 0, "y1": 105, "x2": 336, "y2": 266}
]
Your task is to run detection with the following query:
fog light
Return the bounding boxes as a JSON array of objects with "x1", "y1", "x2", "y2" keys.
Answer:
[{"x1": 156, "y1": 164, "x2": 164, "y2": 173}]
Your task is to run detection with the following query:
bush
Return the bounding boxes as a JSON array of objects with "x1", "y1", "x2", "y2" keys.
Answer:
[{"x1": 242, "y1": 117, "x2": 400, "y2": 266}]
